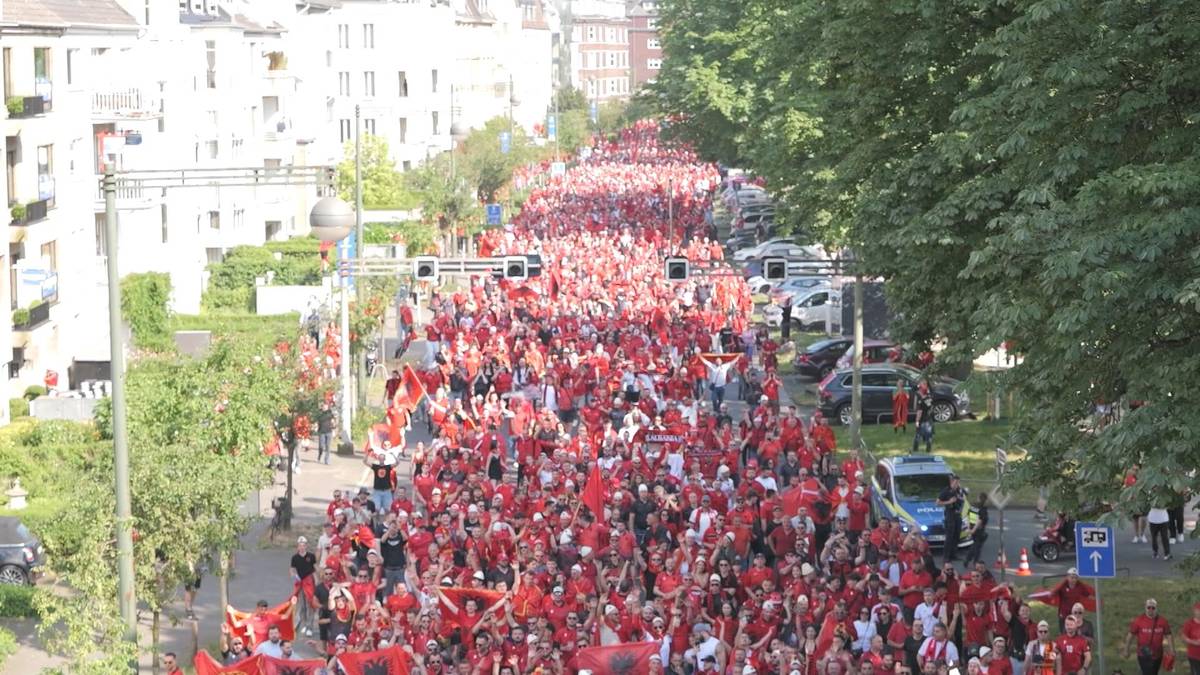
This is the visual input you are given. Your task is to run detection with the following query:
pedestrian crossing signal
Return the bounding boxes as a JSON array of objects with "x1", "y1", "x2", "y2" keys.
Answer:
[
  {"x1": 763, "y1": 257, "x2": 788, "y2": 281},
  {"x1": 665, "y1": 257, "x2": 689, "y2": 282},
  {"x1": 413, "y1": 256, "x2": 438, "y2": 281}
]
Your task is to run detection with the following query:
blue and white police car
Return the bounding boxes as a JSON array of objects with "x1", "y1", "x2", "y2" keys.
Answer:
[{"x1": 870, "y1": 455, "x2": 974, "y2": 548}]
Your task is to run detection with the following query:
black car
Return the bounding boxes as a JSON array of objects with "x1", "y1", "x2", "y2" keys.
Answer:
[
  {"x1": 0, "y1": 516, "x2": 44, "y2": 585},
  {"x1": 794, "y1": 337, "x2": 853, "y2": 379},
  {"x1": 817, "y1": 363, "x2": 970, "y2": 426}
]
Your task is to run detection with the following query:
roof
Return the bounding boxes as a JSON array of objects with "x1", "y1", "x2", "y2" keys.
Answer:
[
  {"x1": 882, "y1": 455, "x2": 953, "y2": 475},
  {"x1": 1, "y1": 0, "x2": 138, "y2": 29},
  {"x1": 456, "y1": 0, "x2": 495, "y2": 25}
]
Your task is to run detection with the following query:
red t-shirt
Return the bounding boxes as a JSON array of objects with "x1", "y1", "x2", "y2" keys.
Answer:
[
  {"x1": 1183, "y1": 618, "x2": 1200, "y2": 660},
  {"x1": 1055, "y1": 634, "x2": 1089, "y2": 673},
  {"x1": 1128, "y1": 614, "x2": 1171, "y2": 658}
]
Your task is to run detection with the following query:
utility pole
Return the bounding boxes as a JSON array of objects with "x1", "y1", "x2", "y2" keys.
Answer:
[
  {"x1": 667, "y1": 176, "x2": 674, "y2": 253},
  {"x1": 103, "y1": 171, "x2": 138, "y2": 659},
  {"x1": 850, "y1": 272, "x2": 865, "y2": 451},
  {"x1": 354, "y1": 105, "x2": 366, "y2": 413}
]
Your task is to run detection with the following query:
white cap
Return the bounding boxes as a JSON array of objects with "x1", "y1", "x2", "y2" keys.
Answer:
[
  {"x1": 743, "y1": 666, "x2": 756, "y2": 675},
  {"x1": 580, "y1": 546, "x2": 593, "y2": 557},
  {"x1": 533, "y1": 513, "x2": 544, "y2": 522},
  {"x1": 571, "y1": 564, "x2": 583, "y2": 574},
  {"x1": 473, "y1": 570, "x2": 485, "y2": 580},
  {"x1": 468, "y1": 504, "x2": 479, "y2": 513},
  {"x1": 1067, "y1": 567, "x2": 1078, "y2": 575},
  {"x1": 605, "y1": 604, "x2": 618, "y2": 614}
]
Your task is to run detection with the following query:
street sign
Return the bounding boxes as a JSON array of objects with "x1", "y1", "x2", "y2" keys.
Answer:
[
  {"x1": 485, "y1": 204, "x2": 502, "y2": 226},
  {"x1": 547, "y1": 114, "x2": 557, "y2": 141},
  {"x1": 995, "y1": 446, "x2": 1008, "y2": 479},
  {"x1": 550, "y1": 161, "x2": 566, "y2": 177},
  {"x1": 589, "y1": 101, "x2": 599, "y2": 125},
  {"x1": 499, "y1": 131, "x2": 511, "y2": 155},
  {"x1": 1074, "y1": 522, "x2": 1116, "y2": 578}
]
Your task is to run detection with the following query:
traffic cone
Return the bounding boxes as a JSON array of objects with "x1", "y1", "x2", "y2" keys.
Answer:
[
  {"x1": 994, "y1": 549, "x2": 1008, "y2": 571},
  {"x1": 1016, "y1": 548, "x2": 1033, "y2": 576}
]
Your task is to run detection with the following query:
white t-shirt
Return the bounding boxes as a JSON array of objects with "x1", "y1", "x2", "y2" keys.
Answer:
[{"x1": 1147, "y1": 507, "x2": 1169, "y2": 524}]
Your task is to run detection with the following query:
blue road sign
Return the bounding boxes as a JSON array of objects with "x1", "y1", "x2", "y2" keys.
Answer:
[
  {"x1": 1075, "y1": 522, "x2": 1116, "y2": 578},
  {"x1": 547, "y1": 114, "x2": 557, "y2": 140},
  {"x1": 485, "y1": 203, "x2": 502, "y2": 226},
  {"x1": 499, "y1": 131, "x2": 511, "y2": 154},
  {"x1": 337, "y1": 231, "x2": 356, "y2": 290},
  {"x1": 589, "y1": 101, "x2": 599, "y2": 124}
]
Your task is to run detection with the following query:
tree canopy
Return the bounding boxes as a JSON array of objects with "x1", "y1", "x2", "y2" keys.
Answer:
[{"x1": 654, "y1": 0, "x2": 1200, "y2": 555}]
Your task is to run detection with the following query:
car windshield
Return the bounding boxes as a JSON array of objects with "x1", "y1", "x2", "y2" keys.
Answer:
[{"x1": 894, "y1": 474, "x2": 950, "y2": 501}]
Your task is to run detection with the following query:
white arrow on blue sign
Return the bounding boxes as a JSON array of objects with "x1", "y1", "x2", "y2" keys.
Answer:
[{"x1": 1074, "y1": 522, "x2": 1116, "y2": 578}]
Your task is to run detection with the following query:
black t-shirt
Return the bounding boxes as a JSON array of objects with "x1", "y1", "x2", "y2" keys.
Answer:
[
  {"x1": 915, "y1": 393, "x2": 934, "y2": 420},
  {"x1": 371, "y1": 463, "x2": 394, "y2": 491},
  {"x1": 291, "y1": 552, "x2": 317, "y2": 580},
  {"x1": 939, "y1": 486, "x2": 964, "y2": 517},
  {"x1": 631, "y1": 498, "x2": 657, "y2": 530},
  {"x1": 380, "y1": 533, "x2": 407, "y2": 569}
]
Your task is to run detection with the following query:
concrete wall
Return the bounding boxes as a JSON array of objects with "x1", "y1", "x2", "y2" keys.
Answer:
[
  {"x1": 255, "y1": 279, "x2": 335, "y2": 316},
  {"x1": 30, "y1": 397, "x2": 101, "y2": 422}
]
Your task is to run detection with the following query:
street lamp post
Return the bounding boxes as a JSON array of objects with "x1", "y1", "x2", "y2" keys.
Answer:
[
  {"x1": 101, "y1": 168, "x2": 346, "y2": 660},
  {"x1": 354, "y1": 106, "x2": 366, "y2": 414},
  {"x1": 310, "y1": 197, "x2": 357, "y2": 441}
]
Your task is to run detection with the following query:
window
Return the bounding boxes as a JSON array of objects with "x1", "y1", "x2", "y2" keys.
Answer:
[
  {"x1": 161, "y1": 204, "x2": 168, "y2": 243},
  {"x1": 431, "y1": 111, "x2": 439, "y2": 135},
  {"x1": 862, "y1": 373, "x2": 892, "y2": 388},
  {"x1": 95, "y1": 215, "x2": 107, "y2": 257},
  {"x1": 398, "y1": 71, "x2": 408, "y2": 97},
  {"x1": 36, "y1": 145, "x2": 53, "y2": 202},
  {"x1": 205, "y1": 40, "x2": 216, "y2": 88},
  {"x1": 647, "y1": 18, "x2": 658, "y2": 29},
  {"x1": 364, "y1": 118, "x2": 375, "y2": 135},
  {"x1": 339, "y1": 71, "x2": 350, "y2": 96},
  {"x1": 234, "y1": 208, "x2": 245, "y2": 229},
  {"x1": 231, "y1": 138, "x2": 243, "y2": 158},
  {"x1": 34, "y1": 47, "x2": 50, "y2": 85},
  {"x1": 608, "y1": 52, "x2": 616, "y2": 67},
  {"x1": 402, "y1": 160, "x2": 411, "y2": 171},
  {"x1": 208, "y1": 210, "x2": 220, "y2": 230},
  {"x1": 647, "y1": 58, "x2": 662, "y2": 70},
  {"x1": 326, "y1": 50, "x2": 332, "y2": 67},
  {"x1": 337, "y1": 24, "x2": 350, "y2": 48},
  {"x1": 431, "y1": 69, "x2": 438, "y2": 93},
  {"x1": 647, "y1": 38, "x2": 660, "y2": 50},
  {"x1": 67, "y1": 49, "x2": 78, "y2": 84},
  {"x1": 363, "y1": 71, "x2": 375, "y2": 97},
  {"x1": 363, "y1": 23, "x2": 375, "y2": 48},
  {"x1": 205, "y1": 140, "x2": 218, "y2": 159},
  {"x1": 606, "y1": 27, "x2": 615, "y2": 43},
  {"x1": 398, "y1": 117, "x2": 407, "y2": 143},
  {"x1": 586, "y1": 26, "x2": 596, "y2": 41},
  {"x1": 895, "y1": 474, "x2": 951, "y2": 501},
  {"x1": 40, "y1": 241, "x2": 57, "y2": 273},
  {"x1": 340, "y1": 119, "x2": 352, "y2": 143},
  {"x1": 265, "y1": 221, "x2": 282, "y2": 240},
  {"x1": 206, "y1": 248, "x2": 224, "y2": 264}
]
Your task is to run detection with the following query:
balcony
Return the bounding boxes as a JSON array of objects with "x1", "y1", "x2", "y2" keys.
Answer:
[
  {"x1": 10, "y1": 199, "x2": 50, "y2": 226},
  {"x1": 94, "y1": 178, "x2": 157, "y2": 211},
  {"x1": 12, "y1": 301, "x2": 50, "y2": 331},
  {"x1": 92, "y1": 88, "x2": 162, "y2": 119},
  {"x1": 5, "y1": 96, "x2": 46, "y2": 119}
]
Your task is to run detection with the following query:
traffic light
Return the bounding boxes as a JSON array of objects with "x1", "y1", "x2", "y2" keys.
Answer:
[
  {"x1": 763, "y1": 257, "x2": 788, "y2": 282},
  {"x1": 413, "y1": 256, "x2": 439, "y2": 281},
  {"x1": 503, "y1": 255, "x2": 528, "y2": 280},
  {"x1": 665, "y1": 257, "x2": 689, "y2": 282}
]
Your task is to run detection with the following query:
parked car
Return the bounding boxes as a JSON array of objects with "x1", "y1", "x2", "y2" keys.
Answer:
[
  {"x1": 794, "y1": 337, "x2": 854, "y2": 379},
  {"x1": 0, "y1": 516, "x2": 44, "y2": 585},
  {"x1": 763, "y1": 286, "x2": 839, "y2": 329},
  {"x1": 870, "y1": 455, "x2": 975, "y2": 548},
  {"x1": 835, "y1": 339, "x2": 900, "y2": 370},
  {"x1": 767, "y1": 277, "x2": 831, "y2": 305},
  {"x1": 733, "y1": 241, "x2": 824, "y2": 262},
  {"x1": 733, "y1": 211, "x2": 776, "y2": 232},
  {"x1": 817, "y1": 363, "x2": 970, "y2": 426}
]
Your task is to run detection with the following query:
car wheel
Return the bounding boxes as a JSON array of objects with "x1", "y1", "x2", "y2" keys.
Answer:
[
  {"x1": 836, "y1": 404, "x2": 852, "y2": 426},
  {"x1": 0, "y1": 564, "x2": 29, "y2": 585},
  {"x1": 1041, "y1": 543, "x2": 1060, "y2": 563},
  {"x1": 931, "y1": 401, "x2": 956, "y2": 423}
]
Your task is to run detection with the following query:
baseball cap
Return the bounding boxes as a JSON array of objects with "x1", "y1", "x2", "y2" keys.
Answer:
[{"x1": 1067, "y1": 567, "x2": 1078, "y2": 575}]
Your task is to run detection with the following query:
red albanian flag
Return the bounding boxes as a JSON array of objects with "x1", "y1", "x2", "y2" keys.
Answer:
[
  {"x1": 1026, "y1": 583, "x2": 1097, "y2": 612},
  {"x1": 582, "y1": 462, "x2": 607, "y2": 520},
  {"x1": 438, "y1": 587, "x2": 507, "y2": 630},
  {"x1": 195, "y1": 651, "x2": 262, "y2": 675},
  {"x1": 261, "y1": 655, "x2": 326, "y2": 675},
  {"x1": 392, "y1": 365, "x2": 427, "y2": 413},
  {"x1": 225, "y1": 599, "x2": 296, "y2": 646},
  {"x1": 959, "y1": 583, "x2": 1012, "y2": 606},
  {"x1": 508, "y1": 285, "x2": 539, "y2": 301},
  {"x1": 338, "y1": 645, "x2": 413, "y2": 675},
  {"x1": 574, "y1": 642, "x2": 660, "y2": 675}
]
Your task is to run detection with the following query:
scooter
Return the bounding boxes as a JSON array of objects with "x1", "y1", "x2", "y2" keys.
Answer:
[{"x1": 1031, "y1": 518, "x2": 1076, "y2": 562}]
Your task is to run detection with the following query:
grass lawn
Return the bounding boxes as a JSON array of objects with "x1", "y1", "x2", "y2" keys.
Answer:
[
  {"x1": 1017, "y1": 576, "x2": 1199, "y2": 668},
  {"x1": 833, "y1": 418, "x2": 1039, "y2": 505}
]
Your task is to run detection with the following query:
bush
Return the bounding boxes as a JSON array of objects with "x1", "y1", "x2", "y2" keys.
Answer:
[
  {"x1": 5, "y1": 96, "x2": 22, "y2": 117},
  {"x1": 202, "y1": 242, "x2": 323, "y2": 312},
  {"x1": 18, "y1": 420, "x2": 98, "y2": 448},
  {"x1": 200, "y1": 286, "x2": 255, "y2": 313},
  {"x1": 0, "y1": 585, "x2": 36, "y2": 618},
  {"x1": 10, "y1": 309, "x2": 28, "y2": 327},
  {"x1": 120, "y1": 273, "x2": 173, "y2": 351},
  {"x1": 9, "y1": 204, "x2": 25, "y2": 223},
  {"x1": 8, "y1": 399, "x2": 28, "y2": 420},
  {"x1": 22, "y1": 386, "x2": 46, "y2": 401},
  {"x1": 0, "y1": 625, "x2": 15, "y2": 667}
]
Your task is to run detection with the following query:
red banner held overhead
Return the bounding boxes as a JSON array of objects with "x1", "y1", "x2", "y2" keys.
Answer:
[
  {"x1": 573, "y1": 642, "x2": 660, "y2": 675},
  {"x1": 338, "y1": 645, "x2": 413, "y2": 675}
]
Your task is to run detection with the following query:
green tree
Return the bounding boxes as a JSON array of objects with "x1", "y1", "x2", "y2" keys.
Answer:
[
  {"x1": 654, "y1": 0, "x2": 1200, "y2": 565},
  {"x1": 120, "y1": 273, "x2": 173, "y2": 352},
  {"x1": 458, "y1": 117, "x2": 538, "y2": 202},
  {"x1": 555, "y1": 86, "x2": 588, "y2": 112},
  {"x1": 335, "y1": 134, "x2": 418, "y2": 209}
]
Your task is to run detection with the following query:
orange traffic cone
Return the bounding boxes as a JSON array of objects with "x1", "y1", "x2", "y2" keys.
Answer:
[
  {"x1": 994, "y1": 550, "x2": 1008, "y2": 571},
  {"x1": 1015, "y1": 548, "x2": 1033, "y2": 576}
]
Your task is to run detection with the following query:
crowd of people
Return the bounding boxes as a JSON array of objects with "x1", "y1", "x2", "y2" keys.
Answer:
[{"x1": 204, "y1": 123, "x2": 1200, "y2": 675}]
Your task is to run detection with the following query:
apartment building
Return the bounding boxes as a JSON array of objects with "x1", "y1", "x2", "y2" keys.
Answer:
[
  {"x1": 3, "y1": 0, "x2": 141, "y2": 399},
  {"x1": 564, "y1": 0, "x2": 631, "y2": 102},
  {"x1": 627, "y1": 0, "x2": 661, "y2": 89}
]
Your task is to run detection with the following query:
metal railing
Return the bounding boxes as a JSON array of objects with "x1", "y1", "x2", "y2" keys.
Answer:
[
  {"x1": 92, "y1": 88, "x2": 161, "y2": 117},
  {"x1": 95, "y1": 179, "x2": 147, "y2": 202}
]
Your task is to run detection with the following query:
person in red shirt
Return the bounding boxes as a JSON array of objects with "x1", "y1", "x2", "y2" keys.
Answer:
[
  {"x1": 1051, "y1": 569, "x2": 1095, "y2": 629},
  {"x1": 1055, "y1": 615, "x2": 1091, "y2": 675},
  {"x1": 1182, "y1": 602, "x2": 1200, "y2": 674},
  {"x1": 1122, "y1": 598, "x2": 1175, "y2": 673},
  {"x1": 898, "y1": 557, "x2": 932, "y2": 622}
]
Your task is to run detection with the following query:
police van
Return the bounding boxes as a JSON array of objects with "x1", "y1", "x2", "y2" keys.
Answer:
[{"x1": 870, "y1": 455, "x2": 975, "y2": 548}]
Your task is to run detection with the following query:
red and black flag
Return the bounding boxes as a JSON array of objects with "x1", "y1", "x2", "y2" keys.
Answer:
[
  {"x1": 338, "y1": 645, "x2": 413, "y2": 675},
  {"x1": 261, "y1": 656, "x2": 325, "y2": 675},
  {"x1": 392, "y1": 365, "x2": 427, "y2": 413},
  {"x1": 195, "y1": 652, "x2": 262, "y2": 675},
  {"x1": 437, "y1": 587, "x2": 507, "y2": 630},
  {"x1": 573, "y1": 642, "x2": 660, "y2": 675}
]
